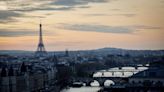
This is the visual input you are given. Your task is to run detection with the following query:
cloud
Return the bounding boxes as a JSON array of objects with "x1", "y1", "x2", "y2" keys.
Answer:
[
  {"x1": 1, "y1": 0, "x2": 74, "y2": 12},
  {"x1": 0, "y1": 0, "x2": 109, "y2": 21},
  {"x1": 48, "y1": 41, "x2": 83, "y2": 46},
  {"x1": 85, "y1": 13, "x2": 136, "y2": 17},
  {"x1": 0, "y1": 27, "x2": 56, "y2": 37},
  {"x1": 57, "y1": 23, "x2": 162, "y2": 34},
  {"x1": 0, "y1": 10, "x2": 22, "y2": 23},
  {"x1": 85, "y1": 14, "x2": 109, "y2": 16},
  {"x1": 51, "y1": 0, "x2": 108, "y2": 6},
  {"x1": 129, "y1": 25, "x2": 161, "y2": 30},
  {"x1": 58, "y1": 23, "x2": 133, "y2": 34},
  {"x1": 115, "y1": 14, "x2": 136, "y2": 17},
  {"x1": 0, "y1": 29, "x2": 38, "y2": 37},
  {"x1": 109, "y1": 9, "x2": 121, "y2": 11},
  {"x1": 0, "y1": 7, "x2": 73, "y2": 23},
  {"x1": 1, "y1": 0, "x2": 108, "y2": 12},
  {"x1": 1, "y1": 0, "x2": 52, "y2": 9},
  {"x1": 77, "y1": 5, "x2": 91, "y2": 9},
  {"x1": 12, "y1": 6, "x2": 74, "y2": 12}
]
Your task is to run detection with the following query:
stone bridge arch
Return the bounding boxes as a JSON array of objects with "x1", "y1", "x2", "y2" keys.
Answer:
[{"x1": 92, "y1": 77, "x2": 129, "y2": 86}]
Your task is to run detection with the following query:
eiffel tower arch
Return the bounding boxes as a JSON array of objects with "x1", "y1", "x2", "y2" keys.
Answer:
[{"x1": 35, "y1": 22, "x2": 47, "y2": 57}]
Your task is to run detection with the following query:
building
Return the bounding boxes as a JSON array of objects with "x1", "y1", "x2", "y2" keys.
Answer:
[
  {"x1": 35, "y1": 22, "x2": 47, "y2": 57},
  {"x1": 0, "y1": 62, "x2": 58, "y2": 92}
]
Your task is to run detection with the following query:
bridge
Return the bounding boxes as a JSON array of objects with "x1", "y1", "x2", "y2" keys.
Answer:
[
  {"x1": 72, "y1": 66, "x2": 149, "y2": 87},
  {"x1": 93, "y1": 66, "x2": 148, "y2": 78},
  {"x1": 91, "y1": 66, "x2": 148, "y2": 86}
]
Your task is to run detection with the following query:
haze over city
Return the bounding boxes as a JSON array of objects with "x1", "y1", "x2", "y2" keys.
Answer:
[{"x1": 0, "y1": 0, "x2": 164, "y2": 51}]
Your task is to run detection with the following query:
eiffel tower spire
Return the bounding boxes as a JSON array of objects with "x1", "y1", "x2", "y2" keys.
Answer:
[{"x1": 35, "y1": 21, "x2": 47, "y2": 57}]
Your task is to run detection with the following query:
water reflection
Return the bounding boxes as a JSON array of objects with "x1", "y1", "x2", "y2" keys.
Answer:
[{"x1": 61, "y1": 87, "x2": 101, "y2": 92}]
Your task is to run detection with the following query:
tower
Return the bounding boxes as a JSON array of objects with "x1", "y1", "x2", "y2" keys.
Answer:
[
  {"x1": 35, "y1": 22, "x2": 47, "y2": 57},
  {"x1": 65, "y1": 49, "x2": 69, "y2": 57}
]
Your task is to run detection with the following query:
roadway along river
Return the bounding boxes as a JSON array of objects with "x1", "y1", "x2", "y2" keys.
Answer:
[{"x1": 61, "y1": 87, "x2": 101, "y2": 92}]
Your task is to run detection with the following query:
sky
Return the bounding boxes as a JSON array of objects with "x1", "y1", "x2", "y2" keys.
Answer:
[{"x1": 0, "y1": 0, "x2": 164, "y2": 51}]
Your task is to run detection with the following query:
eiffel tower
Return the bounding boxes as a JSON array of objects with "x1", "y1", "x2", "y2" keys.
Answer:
[{"x1": 35, "y1": 22, "x2": 47, "y2": 57}]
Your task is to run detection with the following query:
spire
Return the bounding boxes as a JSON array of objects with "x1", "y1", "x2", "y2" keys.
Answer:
[
  {"x1": 20, "y1": 62, "x2": 27, "y2": 73},
  {"x1": 8, "y1": 66, "x2": 14, "y2": 76},
  {"x1": 35, "y1": 21, "x2": 47, "y2": 57},
  {"x1": 65, "y1": 49, "x2": 69, "y2": 57},
  {"x1": 39, "y1": 20, "x2": 43, "y2": 44},
  {"x1": 52, "y1": 52, "x2": 58, "y2": 65}
]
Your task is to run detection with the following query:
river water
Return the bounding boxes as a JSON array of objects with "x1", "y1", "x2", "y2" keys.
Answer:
[{"x1": 61, "y1": 87, "x2": 101, "y2": 92}]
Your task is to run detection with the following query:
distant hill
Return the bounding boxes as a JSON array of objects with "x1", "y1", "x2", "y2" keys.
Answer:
[
  {"x1": 0, "y1": 47, "x2": 164, "y2": 56},
  {"x1": 92, "y1": 47, "x2": 164, "y2": 56}
]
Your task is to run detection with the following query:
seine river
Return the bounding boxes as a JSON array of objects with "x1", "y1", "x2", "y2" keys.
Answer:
[
  {"x1": 61, "y1": 66, "x2": 148, "y2": 92},
  {"x1": 61, "y1": 87, "x2": 101, "y2": 92}
]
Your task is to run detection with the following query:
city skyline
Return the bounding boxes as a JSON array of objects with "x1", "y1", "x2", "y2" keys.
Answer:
[{"x1": 0, "y1": 0, "x2": 164, "y2": 51}]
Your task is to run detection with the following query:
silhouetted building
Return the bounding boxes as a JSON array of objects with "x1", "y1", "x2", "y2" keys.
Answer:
[{"x1": 0, "y1": 62, "x2": 58, "y2": 92}]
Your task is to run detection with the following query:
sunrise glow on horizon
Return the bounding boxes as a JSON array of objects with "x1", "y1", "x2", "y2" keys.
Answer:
[{"x1": 0, "y1": 0, "x2": 164, "y2": 51}]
